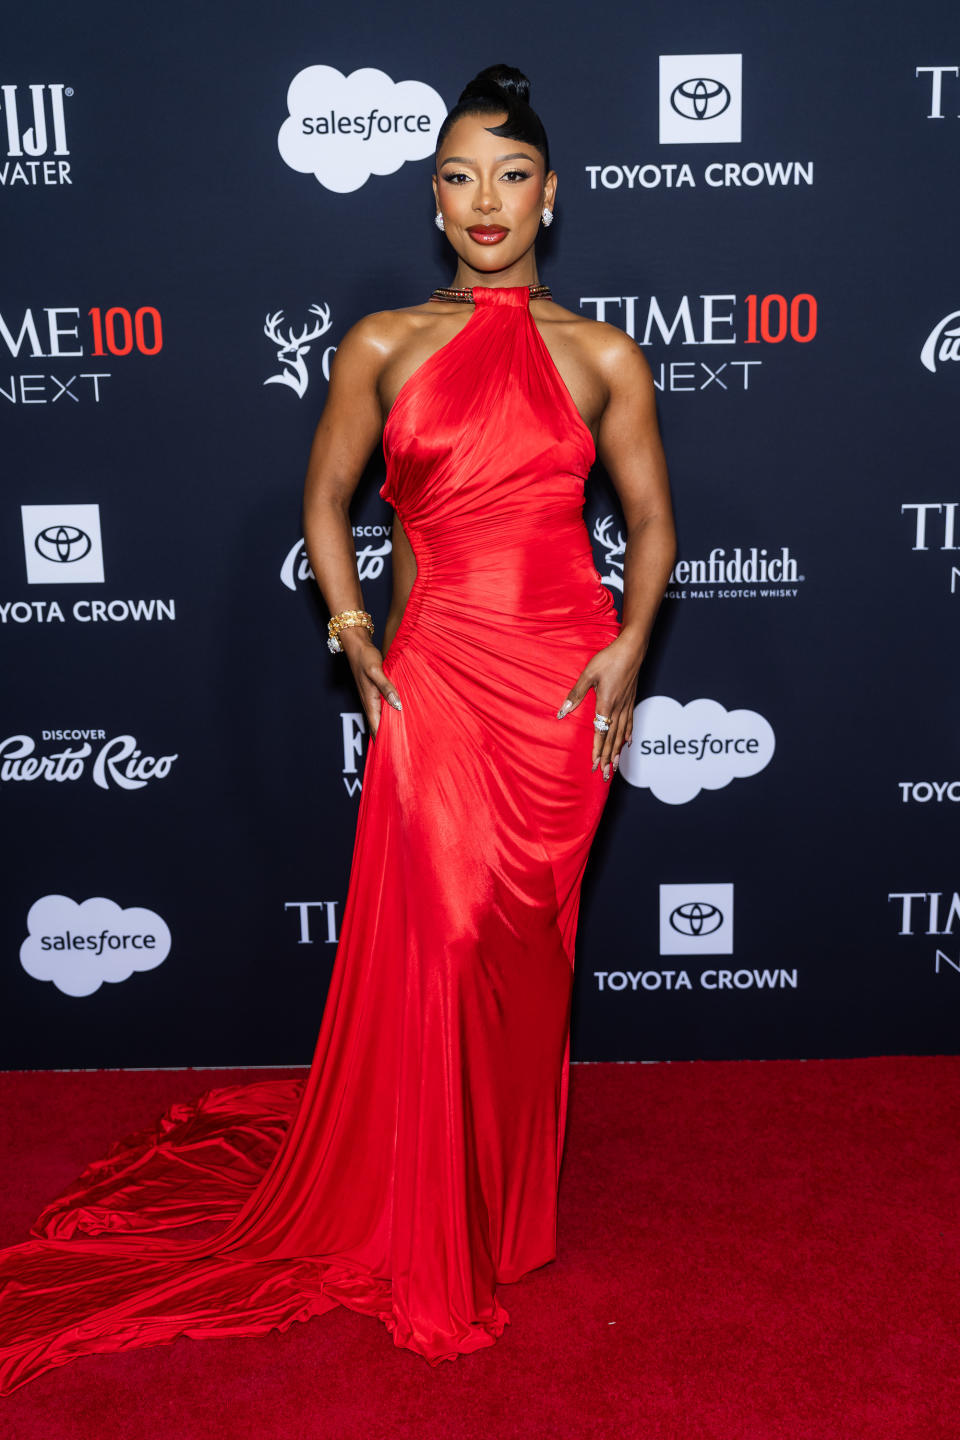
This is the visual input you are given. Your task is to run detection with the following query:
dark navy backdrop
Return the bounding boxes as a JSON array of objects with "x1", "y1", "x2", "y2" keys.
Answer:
[{"x1": 3, "y1": 1, "x2": 957, "y2": 1066}]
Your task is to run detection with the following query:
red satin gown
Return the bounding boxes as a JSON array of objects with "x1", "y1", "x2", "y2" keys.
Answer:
[{"x1": 0, "y1": 283, "x2": 620, "y2": 1394}]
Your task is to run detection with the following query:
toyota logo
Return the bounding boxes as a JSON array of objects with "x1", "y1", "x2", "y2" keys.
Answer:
[
  {"x1": 670, "y1": 77, "x2": 731, "y2": 122},
  {"x1": 34, "y1": 525, "x2": 92, "y2": 563},
  {"x1": 669, "y1": 902, "x2": 724, "y2": 937}
]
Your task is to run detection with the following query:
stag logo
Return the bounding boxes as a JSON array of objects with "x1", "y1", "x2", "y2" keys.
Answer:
[
  {"x1": 592, "y1": 514, "x2": 626, "y2": 593},
  {"x1": 263, "y1": 304, "x2": 334, "y2": 398}
]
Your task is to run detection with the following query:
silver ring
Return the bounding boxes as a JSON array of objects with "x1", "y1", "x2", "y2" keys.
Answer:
[{"x1": 593, "y1": 714, "x2": 611, "y2": 733}]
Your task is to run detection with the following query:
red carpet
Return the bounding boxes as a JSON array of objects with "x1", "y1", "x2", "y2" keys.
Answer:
[{"x1": 0, "y1": 1057, "x2": 957, "y2": 1439}]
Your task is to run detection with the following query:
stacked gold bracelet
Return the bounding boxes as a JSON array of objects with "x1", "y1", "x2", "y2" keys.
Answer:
[{"x1": 327, "y1": 609, "x2": 374, "y2": 654}]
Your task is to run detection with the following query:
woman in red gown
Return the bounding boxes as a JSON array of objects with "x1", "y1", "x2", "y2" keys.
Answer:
[{"x1": 0, "y1": 65, "x2": 675, "y2": 1393}]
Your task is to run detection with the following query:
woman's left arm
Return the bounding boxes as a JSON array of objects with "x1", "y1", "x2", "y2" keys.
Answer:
[{"x1": 557, "y1": 326, "x2": 677, "y2": 779}]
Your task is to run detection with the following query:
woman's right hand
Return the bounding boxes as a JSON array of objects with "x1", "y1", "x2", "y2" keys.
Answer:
[{"x1": 339, "y1": 628, "x2": 402, "y2": 738}]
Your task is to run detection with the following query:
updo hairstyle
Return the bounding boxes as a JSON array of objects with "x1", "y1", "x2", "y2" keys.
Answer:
[{"x1": 435, "y1": 64, "x2": 551, "y2": 173}]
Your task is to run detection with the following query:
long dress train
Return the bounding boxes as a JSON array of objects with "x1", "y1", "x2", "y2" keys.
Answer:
[{"x1": 0, "y1": 283, "x2": 620, "y2": 1394}]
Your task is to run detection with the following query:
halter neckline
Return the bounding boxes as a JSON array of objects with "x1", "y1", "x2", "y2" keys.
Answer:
[{"x1": 428, "y1": 284, "x2": 550, "y2": 309}]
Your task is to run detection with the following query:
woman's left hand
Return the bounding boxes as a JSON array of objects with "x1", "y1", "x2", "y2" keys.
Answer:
[{"x1": 556, "y1": 634, "x2": 645, "y2": 781}]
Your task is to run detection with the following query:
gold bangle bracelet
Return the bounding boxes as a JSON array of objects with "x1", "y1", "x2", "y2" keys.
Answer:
[{"x1": 327, "y1": 609, "x2": 374, "y2": 654}]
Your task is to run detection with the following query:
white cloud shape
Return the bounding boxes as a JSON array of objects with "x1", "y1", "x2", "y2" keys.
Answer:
[
  {"x1": 618, "y1": 696, "x2": 775, "y2": 804},
  {"x1": 278, "y1": 65, "x2": 447, "y2": 194},
  {"x1": 20, "y1": 895, "x2": 171, "y2": 998}
]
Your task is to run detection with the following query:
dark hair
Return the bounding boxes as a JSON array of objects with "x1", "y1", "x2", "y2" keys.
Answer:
[{"x1": 435, "y1": 64, "x2": 550, "y2": 173}]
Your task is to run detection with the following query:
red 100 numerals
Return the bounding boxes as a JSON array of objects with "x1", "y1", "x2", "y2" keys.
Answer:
[
  {"x1": 87, "y1": 306, "x2": 163, "y2": 356},
  {"x1": 744, "y1": 294, "x2": 816, "y2": 343}
]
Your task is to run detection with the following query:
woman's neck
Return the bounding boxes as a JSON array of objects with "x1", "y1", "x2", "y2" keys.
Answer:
[{"x1": 449, "y1": 256, "x2": 541, "y2": 290}]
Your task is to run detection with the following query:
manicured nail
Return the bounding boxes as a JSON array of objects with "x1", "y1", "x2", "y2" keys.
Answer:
[
  {"x1": 389, "y1": 695, "x2": 403, "y2": 711},
  {"x1": 612, "y1": 754, "x2": 620, "y2": 773},
  {"x1": 557, "y1": 699, "x2": 573, "y2": 719},
  {"x1": 592, "y1": 758, "x2": 599, "y2": 772},
  {"x1": 603, "y1": 764, "x2": 611, "y2": 782}
]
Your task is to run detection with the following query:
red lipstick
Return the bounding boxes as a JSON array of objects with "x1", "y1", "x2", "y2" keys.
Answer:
[{"x1": 467, "y1": 225, "x2": 509, "y2": 244}]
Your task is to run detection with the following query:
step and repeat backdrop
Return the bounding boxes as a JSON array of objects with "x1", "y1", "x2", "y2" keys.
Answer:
[{"x1": 3, "y1": 1, "x2": 957, "y2": 1067}]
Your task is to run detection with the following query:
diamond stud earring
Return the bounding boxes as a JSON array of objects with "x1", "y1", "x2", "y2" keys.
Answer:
[
  {"x1": 434, "y1": 213, "x2": 445, "y2": 232},
  {"x1": 541, "y1": 206, "x2": 554, "y2": 227}
]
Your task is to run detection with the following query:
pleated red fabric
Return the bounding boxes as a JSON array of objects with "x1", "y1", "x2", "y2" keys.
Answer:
[{"x1": 0, "y1": 284, "x2": 620, "y2": 1395}]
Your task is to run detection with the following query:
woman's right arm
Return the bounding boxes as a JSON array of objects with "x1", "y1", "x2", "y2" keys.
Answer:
[{"x1": 302, "y1": 314, "x2": 404, "y2": 736}]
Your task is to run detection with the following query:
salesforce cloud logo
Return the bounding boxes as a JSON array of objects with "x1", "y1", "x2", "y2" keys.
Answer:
[
  {"x1": 278, "y1": 66, "x2": 447, "y2": 194},
  {"x1": 618, "y1": 696, "x2": 775, "y2": 804},
  {"x1": 20, "y1": 894, "x2": 171, "y2": 997}
]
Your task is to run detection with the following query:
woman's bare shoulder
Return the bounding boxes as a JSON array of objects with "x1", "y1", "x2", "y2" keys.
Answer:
[
  {"x1": 338, "y1": 302, "x2": 443, "y2": 363},
  {"x1": 543, "y1": 299, "x2": 647, "y2": 370},
  {"x1": 535, "y1": 299, "x2": 652, "y2": 409}
]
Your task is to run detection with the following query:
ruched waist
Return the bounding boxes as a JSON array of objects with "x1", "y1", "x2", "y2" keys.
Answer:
[
  {"x1": 397, "y1": 511, "x2": 612, "y2": 624},
  {"x1": 384, "y1": 513, "x2": 620, "y2": 674}
]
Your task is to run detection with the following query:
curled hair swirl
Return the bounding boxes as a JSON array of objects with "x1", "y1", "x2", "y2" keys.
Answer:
[{"x1": 436, "y1": 64, "x2": 550, "y2": 172}]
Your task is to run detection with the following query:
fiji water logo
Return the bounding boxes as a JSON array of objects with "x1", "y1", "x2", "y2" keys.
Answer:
[{"x1": 1, "y1": 83, "x2": 72, "y2": 187}]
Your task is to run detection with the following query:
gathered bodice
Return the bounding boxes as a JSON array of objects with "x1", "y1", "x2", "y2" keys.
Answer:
[{"x1": 379, "y1": 286, "x2": 616, "y2": 638}]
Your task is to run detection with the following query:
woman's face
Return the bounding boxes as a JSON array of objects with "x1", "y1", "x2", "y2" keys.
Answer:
[{"x1": 432, "y1": 111, "x2": 556, "y2": 275}]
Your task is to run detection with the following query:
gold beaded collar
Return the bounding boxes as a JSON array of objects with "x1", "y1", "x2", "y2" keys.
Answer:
[{"x1": 429, "y1": 284, "x2": 552, "y2": 304}]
